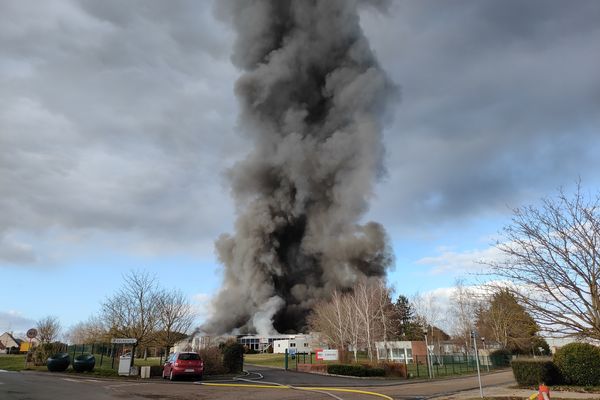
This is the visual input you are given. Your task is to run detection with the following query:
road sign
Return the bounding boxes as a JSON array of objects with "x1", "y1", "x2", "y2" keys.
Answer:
[
  {"x1": 111, "y1": 338, "x2": 137, "y2": 344},
  {"x1": 26, "y1": 328, "x2": 38, "y2": 339}
]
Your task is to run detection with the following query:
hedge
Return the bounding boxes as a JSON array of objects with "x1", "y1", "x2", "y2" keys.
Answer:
[
  {"x1": 327, "y1": 364, "x2": 385, "y2": 377},
  {"x1": 554, "y1": 343, "x2": 600, "y2": 386},
  {"x1": 511, "y1": 360, "x2": 561, "y2": 386},
  {"x1": 489, "y1": 348, "x2": 512, "y2": 367},
  {"x1": 222, "y1": 343, "x2": 245, "y2": 373}
]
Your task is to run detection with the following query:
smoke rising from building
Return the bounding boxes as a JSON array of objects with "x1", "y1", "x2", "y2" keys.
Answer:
[{"x1": 203, "y1": 0, "x2": 396, "y2": 335}]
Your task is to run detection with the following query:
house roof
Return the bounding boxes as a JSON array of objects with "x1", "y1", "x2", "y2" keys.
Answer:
[{"x1": 0, "y1": 332, "x2": 20, "y2": 348}]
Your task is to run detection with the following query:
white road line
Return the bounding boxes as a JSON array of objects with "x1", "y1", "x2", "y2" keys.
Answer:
[{"x1": 61, "y1": 378, "x2": 81, "y2": 383}]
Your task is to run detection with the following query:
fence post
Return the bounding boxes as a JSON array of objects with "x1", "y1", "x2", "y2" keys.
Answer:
[{"x1": 416, "y1": 355, "x2": 420, "y2": 377}]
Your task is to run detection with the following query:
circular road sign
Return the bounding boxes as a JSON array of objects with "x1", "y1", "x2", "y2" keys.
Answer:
[{"x1": 26, "y1": 328, "x2": 38, "y2": 339}]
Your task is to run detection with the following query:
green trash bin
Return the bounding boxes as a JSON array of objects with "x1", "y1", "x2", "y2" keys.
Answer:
[
  {"x1": 47, "y1": 353, "x2": 71, "y2": 372},
  {"x1": 73, "y1": 354, "x2": 96, "y2": 372}
]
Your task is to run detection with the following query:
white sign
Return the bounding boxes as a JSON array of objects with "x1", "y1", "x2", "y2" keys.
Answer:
[
  {"x1": 111, "y1": 338, "x2": 137, "y2": 344},
  {"x1": 288, "y1": 348, "x2": 297, "y2": 355},
  {"x1": 316, "y1": 349, "x2": 338, "y2": 361}
]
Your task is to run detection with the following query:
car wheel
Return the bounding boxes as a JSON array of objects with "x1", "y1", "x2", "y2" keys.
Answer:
[{"x1": 169, "y1": 370, "x2": 174, "y2": 381}]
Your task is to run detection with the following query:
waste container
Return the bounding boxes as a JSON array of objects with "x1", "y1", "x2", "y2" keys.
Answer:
[
  {"x1": 140, "y1": 365, "x2": 151, "y2": 379},
  {"x1": 118, "y1": 353, "x2": 132, "y2": 376},
  {"x1": 73, "y1": 354, "x2": 95, "y2": 372},
  {"x1": 47, "y1": 353, "x2": 70, "y2": 372}
]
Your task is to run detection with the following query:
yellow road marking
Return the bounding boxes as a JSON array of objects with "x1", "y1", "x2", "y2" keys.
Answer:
[
  {"x1": 202, "y1": 383, "x2": 289, "y2": 389},
  {"x1": 200, "y1": 382, "x2": 393, "y2": 400},
  {"x1": 300, "y1": 387, "x2": 392, "y2": 400}
]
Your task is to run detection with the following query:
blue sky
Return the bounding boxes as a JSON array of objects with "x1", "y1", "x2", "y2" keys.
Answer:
[{"x1": 2, "y1": 0, "x2": 600, "y2": 338}]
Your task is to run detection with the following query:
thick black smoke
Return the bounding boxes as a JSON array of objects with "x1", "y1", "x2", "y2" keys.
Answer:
[{"x1": 204, "y1": 0, "x2": 396, "y2": 335}]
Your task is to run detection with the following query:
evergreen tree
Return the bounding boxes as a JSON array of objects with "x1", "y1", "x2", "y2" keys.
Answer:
[{"x1": 476, "y1": 289, "x2": 541, "y2": 354}]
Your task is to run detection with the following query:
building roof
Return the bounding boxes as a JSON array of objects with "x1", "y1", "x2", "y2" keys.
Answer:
[{"x1": 0, "y1": 332, "x2": 20, "y2": 348}]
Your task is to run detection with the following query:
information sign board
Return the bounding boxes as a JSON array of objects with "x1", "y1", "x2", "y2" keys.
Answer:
[
  {"x1": 111, "y1": 338, "x2": 138, "y2": 344},
  {"x1": 315, "y1": 349, "x2": 338, "y2": 361}
]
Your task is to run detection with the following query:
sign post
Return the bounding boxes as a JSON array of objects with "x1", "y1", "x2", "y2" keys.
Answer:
[
  {"x1": 24, "y1": 328, "x2": 38, "y2": 368},
  {"x1": 111, "y1": 338, "x2": 138, "y2": 375}
]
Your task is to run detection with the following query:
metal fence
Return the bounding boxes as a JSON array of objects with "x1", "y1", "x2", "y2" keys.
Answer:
[
  {"x1": 287, "y1": 352, "x2": 510, "y2": 378},
  {"x1": 62, "y1": 343, "x2": 166, "y2": 370}
]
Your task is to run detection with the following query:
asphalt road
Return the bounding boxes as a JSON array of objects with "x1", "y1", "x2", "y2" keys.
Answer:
[{"x1": 0, "y1": 367, "x2": 515, "y2": 400}]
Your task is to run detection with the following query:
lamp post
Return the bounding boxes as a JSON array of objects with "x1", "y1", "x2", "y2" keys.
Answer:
[
  {"x1": 423, "y1": 327, "x2": 432, "y2": 379},
  {"x1": 471, "y1": 330, "x2": 484, "y2": 398}
]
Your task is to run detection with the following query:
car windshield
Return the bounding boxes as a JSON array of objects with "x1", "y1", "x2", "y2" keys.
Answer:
[{"x1": 178, "y1": 353, "x2": 200, "y2": 360}]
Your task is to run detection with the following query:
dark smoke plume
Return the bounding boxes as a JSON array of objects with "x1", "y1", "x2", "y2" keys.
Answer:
[{"x1": 204, "y1": 0, "x2": 396, "y2": 335}]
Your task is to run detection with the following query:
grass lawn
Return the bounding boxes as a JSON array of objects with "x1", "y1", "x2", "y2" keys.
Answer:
[
  {"x1": 0, "y1": 354, "x2": 43, "y2": 371},
  {"x1": 0, "y1": 353, "x2": 163, "y2": 377},
  {"x1": 244, "y1": 353, "x2": 287, "y2": 368},
  {"x1": 243, "y1": 353, "x2": 502, "y2": 381}
]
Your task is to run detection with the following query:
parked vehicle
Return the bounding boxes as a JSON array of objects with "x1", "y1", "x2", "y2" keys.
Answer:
[{"x1": 162, "y1": 352, "x2": 204, "y2": 381}]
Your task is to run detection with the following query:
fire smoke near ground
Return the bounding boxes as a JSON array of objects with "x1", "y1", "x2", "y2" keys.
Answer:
[{"x1": 203, "y1": 0, "x2": 396, "y2": 335}]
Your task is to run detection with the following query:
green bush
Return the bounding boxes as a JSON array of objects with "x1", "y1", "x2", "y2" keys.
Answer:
[
  {"x1": 222, "y1": 343, "x2": 244, "y2": 373},
  {"x1": 326, "y1": 364, "x2": 385, "y2": 377},
  {"x1": 365, "y1": 367, "x2": 385, "y2": 377},
  {"x1": 328, "y1": 364, "x2": 367, "y2": 376},
  {"x1": 489, "y1": 348, "x2": 512, "y2": 367},
  {"x1": 511, "y1": 359, "x2": 561, "y2": 385},
  {"x1": 33, "y1": 342, "x2": 68, "y2": 366},
  {"x1": 199, "y1": 346, "x2": 227, "y2": 375},
  {"x1": 378, "y1": 361, "x2": 407, "y2": 377},
  {"x1": 554, "y1": 343, "x2": 600, "y2": 386}
]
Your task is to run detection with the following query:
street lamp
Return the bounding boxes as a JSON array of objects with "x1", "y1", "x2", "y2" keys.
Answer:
[
  {"x1": 471, "y1": 330, "x2": 484, "y2": 398},
  {"x1": 423, "y1": 327, "x2": 432, "y2": 379}
]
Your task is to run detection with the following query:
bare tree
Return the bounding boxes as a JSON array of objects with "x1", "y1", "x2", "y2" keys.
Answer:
[
  {"x1": 412, "y1": 292, "x2": 442, "y2": 337},
  {"x1": 350, "y1": 281, "x2": 378, "y2": 360},
  {"x1": 36, "y1": 316, "x2": 61, "y2": 343},
  {"x1": 308, "y1": 290, "x2": 349, "y2": 353},
  {"x1": 308, "y1": 279, "x2": 392, "y2": 361},
  {"x1": 101, "y1": 270, "x2": 159, "y2": 349},
  {"x1": 155, "y1": 289, "x2": 195, "y2": 354},
  {"x1": 449, "y1": 280, "x2": 479, "y2": 353},
  {"x1": 66, "y1": 315, "x2": 108, "y2": 344},
  {"x1": 489, "y1": 185, "x2": 600, "y2": 340}
]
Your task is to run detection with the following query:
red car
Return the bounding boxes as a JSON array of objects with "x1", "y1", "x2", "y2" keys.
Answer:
[{"x1": 162, "y1": 352, "x2": 204, "y2": 381}]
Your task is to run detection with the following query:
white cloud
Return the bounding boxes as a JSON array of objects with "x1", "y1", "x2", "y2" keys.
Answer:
[
  {"x1": 416, "y1": 245, "x2": 505, "y2": 275},
  {"x1": 0, "y1": 310, "x2": 36, "y2": 337}
]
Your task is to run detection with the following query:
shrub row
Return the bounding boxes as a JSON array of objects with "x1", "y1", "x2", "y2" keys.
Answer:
[
  {"x1": 511, "y1": 342, "x2": 600, "y2": 387},
  {"x1": 327, "y1": 364, "x2": 385, "y2": 377},
  {"x1": 511, "y1": 360, "x2": 561, "y2": 385}
]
